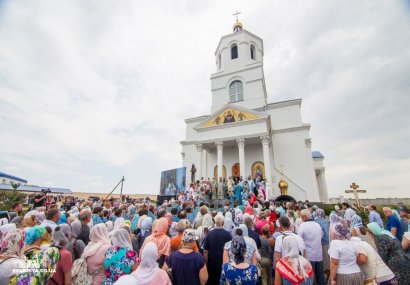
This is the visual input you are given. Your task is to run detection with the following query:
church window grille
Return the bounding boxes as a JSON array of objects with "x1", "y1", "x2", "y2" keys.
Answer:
[
  {"x1": 229, "y1": 80, "x2": 243, "y2": 102},
  {"x1": 231, "y1": 44, "x2": 238, "y2": 59},
  {"x1": 250, "y1": 45, "x2": 256, "y2": 60}
]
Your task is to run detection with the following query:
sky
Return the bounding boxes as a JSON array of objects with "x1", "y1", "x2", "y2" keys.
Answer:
[{"x1": 0, "y1": 0, "x2": 409, "y2": 199}]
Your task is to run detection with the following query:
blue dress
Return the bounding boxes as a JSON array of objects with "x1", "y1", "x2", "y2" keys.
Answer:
[{"x1": 220, "y1": 263, "x2": 258, "y2": 285}]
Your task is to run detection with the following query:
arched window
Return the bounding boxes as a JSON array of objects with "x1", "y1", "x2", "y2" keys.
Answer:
[
  {"x1": 231, "y1": 44, "x2": 238, "y2": 59},
  {"x1": 250, "y1": 45, "x2": 256, "y2": 60},
  {"x1": 229, "y1": 80, "x2": 243, "y2": 102}
]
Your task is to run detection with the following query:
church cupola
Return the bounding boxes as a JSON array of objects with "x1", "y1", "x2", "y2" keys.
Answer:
[
  {"x1": 210, "y1": 13, "x2": 267, "y2": 112},
  {"x1": 233, "y1": 20, "x2": 243, "y2": 33}
]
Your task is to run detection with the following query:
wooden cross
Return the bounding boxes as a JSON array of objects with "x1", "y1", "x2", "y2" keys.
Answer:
[
  {"x1": 233, "y1": 10, "x2": 241, "y2": 21},
  {"x1": 345, "y1": 182, "x2": 367, "y2": 207}
]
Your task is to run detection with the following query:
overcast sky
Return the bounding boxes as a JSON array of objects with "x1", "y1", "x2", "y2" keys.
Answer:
[{"x1": 1, "y1": 0, "x2": 409, "y2": 199}]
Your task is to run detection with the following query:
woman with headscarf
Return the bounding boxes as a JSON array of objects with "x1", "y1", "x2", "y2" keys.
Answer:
[
  {"x1": 131, "y1": 242, "x2": 171, "y2": 285},
  {"x1": 83, "y1": 223, "x2": 112, "y2": 285},
  {"x1": 367, "y1": 222, "x2": 410, "y2": 284},
  {"x1": 313, "y1": 208, "x2": 330, "y2": 276},
  {"x1": 163, "y1": 229, "x2": 208, "y2": 285},
  {"x1": 351, "y1": 236, "x2": 397, "y2": 285},
  {"x1": 220, "y1": 236, "x2": 258, "y2": 284},
  {"x1": 141, "y1": 217, "x2": 170, "y2": 268},
  {"x1": 328, "y1": 222, "x2": 362, "y2": 285},
  {"x1": 68, "y1": 219, "x2": 86, "y2": 261},
  {"x1": 329, "y1": 211, "x2": 340, "y2": 242},
  {"x1": 224, "y1": 212, "x2": 235, "y2": 233},
  {"x1": 350, "y1": 214, "x2": 376, "y2": 249},
  {"x1": 275, "y1": 235, "x2": 313, "y2": 285},
  {"x1": 24, "y1": 225, "x2": 52, "y2": 258},
  {"x1": 0, "y1": 228, "x2": 27, "y2": 284},
  {"x1": 127, "y1": 205, "x2": 136, "y2": 221},
  {"x1": 193, "y1": 205, "x2": 209, "y2": 229},
  {"x1": 137, "y1": 217, "x2": 153, "y2": 252},
  {"x1": 0, "y1": 223, "x2": 16, "y2": 240},
  {"x1": 195, "y1": 212, "x2": 214, "y2": 247},
  {"x1": 104, "y1": 228, "x2": 138, "y2": 285},
  {"x1": 224, "y1": 226, "x2": 258, "y2": 265},
  {"x1": 48, "y1": 224, "x2": 73, "y2": 284},
  {"x1": 106, "y1": 221, "x2": 114, "y2": 232},
  {"x1": 22, "y1": 210, "x2": 40, "y2": 231}
]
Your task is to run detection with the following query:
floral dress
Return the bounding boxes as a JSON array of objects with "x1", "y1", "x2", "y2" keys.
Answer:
[
  {"x1": 103, "y1": 246, "x2": 137, "y2": 285},
  {"x1": 376, "y1": 234, "x2": 410, "y2": 285},
  {"x1": 220, "y1": 263, "x2": 258, "y2": 285},
  {"x1": 10, "y1": 246, "x2": 60, "y2": 285}
]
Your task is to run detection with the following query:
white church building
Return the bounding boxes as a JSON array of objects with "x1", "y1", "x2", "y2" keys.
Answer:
[{"x1": 181, "y1": 20, "x2": 329, "y2": 202}]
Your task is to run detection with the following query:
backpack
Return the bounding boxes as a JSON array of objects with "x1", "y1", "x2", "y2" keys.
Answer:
[{"x1": 72, "y1": 257, "x2": 93, "y2": 285}]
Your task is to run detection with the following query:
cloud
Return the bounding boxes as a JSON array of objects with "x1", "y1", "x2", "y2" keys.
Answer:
[{"x1": 0, "y1": 0, "x2": 409, "y2": 198}]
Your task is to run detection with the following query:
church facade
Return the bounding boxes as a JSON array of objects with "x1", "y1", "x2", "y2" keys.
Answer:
[{"x1": 181, "y1": 21, "x2": 329, "y2": 202}]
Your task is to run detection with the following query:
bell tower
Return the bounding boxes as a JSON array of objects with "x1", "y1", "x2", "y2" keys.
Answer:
[{"x1": 210, "y1": 16, "x2": 268, "y2": 113}]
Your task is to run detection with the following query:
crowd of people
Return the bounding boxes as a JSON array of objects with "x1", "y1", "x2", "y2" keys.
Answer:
[{"x1": 0, "y1": 190, "x2": 409, "y2": 285}]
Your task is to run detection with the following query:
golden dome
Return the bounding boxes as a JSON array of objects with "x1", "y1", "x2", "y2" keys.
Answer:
[
  {"x1": 233, "y1": 20, "x2": 243, "y2": 32},
  {"x1": 278, "y1": 177, "x2": 288, "y2": 195}
]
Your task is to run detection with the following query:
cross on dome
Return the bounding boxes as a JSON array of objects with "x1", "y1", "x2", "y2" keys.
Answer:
[{"x1": 232, "y1": 10, "x2": 243, "y2": 32}]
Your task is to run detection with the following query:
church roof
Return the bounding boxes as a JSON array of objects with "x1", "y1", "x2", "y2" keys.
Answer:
[
  {"x1": 312, "y1": 151, "x2": 324, "y2": 159},
  {"x1": 0, "y1": 171, "x2": 28, "y2": 183},
  {"x1": 0, "y1": 183, "x2": 73, "y2": 194}
]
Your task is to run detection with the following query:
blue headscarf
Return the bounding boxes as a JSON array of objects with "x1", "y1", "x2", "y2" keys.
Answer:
[
  {"x1": 25, "y1": 226, "x2": 46, "y2": 245},
  {"x1": 231, "y1": 236, "x2": 246, "y2": 264},
  {"x1": 351, "y1": 215, "x2": 363, "y2": 228}
]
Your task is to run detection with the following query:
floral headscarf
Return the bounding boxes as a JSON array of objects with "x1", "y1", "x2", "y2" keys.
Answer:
[
  {"x1": 234, "y1": 213, "x2": 244, "y2": 227},
  {"x1": 314, "y1": 209, "x2": 325, "y2": 220},
  {"x1": 332, "y1": 222, "x2": 349, "y2": 240},
  {"x1": 351, "y1": 215, "x2": 363, "y2": 228},
  {"x1": 231, "y1": 236, "x2": 246, "y2": 264},
  {"x1": 329, "y1": 211, "x2": 340, "y2": 224},
  {"x1": 0, "y1": 228, "x2": 26, "y2": 258}
]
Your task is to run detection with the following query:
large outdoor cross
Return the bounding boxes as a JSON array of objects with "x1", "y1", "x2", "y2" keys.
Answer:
[
  {"x1": 345, "y1": 182, "x2": 367, "y2": 207},
  {"x1": 233, "y1": 10, "x2": 241, "y2": 21}
]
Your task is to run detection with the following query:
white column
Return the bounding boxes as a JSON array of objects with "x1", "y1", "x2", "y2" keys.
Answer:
[
  {"x1": 260, "y1": 136, "x2": 272, "y2": 199},
  {"x1": 216, "y1": 141, "x2": 223, "y2": 179},
  {"x1": 237, "y1": 138, "x2": 246, "y2": 179},
  {"x1": 305, "y1": 138, "x2": 320, "y2": 201},
  {"x1": 196, "y1": 144, "x2": 203, "y2": 180},
  {"x1": 319, "y1": 168, "x2": 329, "y2": 202}
]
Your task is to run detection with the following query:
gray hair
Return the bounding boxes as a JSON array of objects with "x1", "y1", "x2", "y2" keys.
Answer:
[{"x1": 176, "y1": 220, "x2": 186, "y2": 233}]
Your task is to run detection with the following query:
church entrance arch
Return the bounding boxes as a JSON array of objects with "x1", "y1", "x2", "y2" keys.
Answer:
[
  {"x1": 232, "y1": 163, "x2": 240, "y2": 179},
  {"x1": 214, "y1": 165, "x2": 227, "y2": 180},
  {"x1": 251, "y1": 161, "x2": 265, "y2": 179}
]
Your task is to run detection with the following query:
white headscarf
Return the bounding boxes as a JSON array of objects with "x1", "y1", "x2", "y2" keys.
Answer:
[
  {"x1": 114, "y1": 217, "x2": 125, "y2": 230},
  {"x1": 282, "y1": 235, "x2": 311, "y2": 279},
  {"x1": 131, "y1": 242, "x2": 159, "y2": 284},
  {"x1": 24, "y1": 210, "x2": 39, "y2": 219},
  {"x1": 113, "y1": 275, "x2": 138, "y2": 285},
  {"x1": 83, "y1": 223, "x2": 111, "y2": 258},
  {"x1": 0, "y1": 223, "x2": 16, "y2": 235},
  {"x1": 202, "y1": 214, "x2": 214, "y2": 228},
  {"x1": 224, "y1": 212, "x2": 234, "y2": 232},
  {"x1": 110, "y1": 228, "x2": 132, "y2": 250},
  {"x1": 0, "y1": 218, "x2": 8, "y2": 226},
  {"x1": 106, "y1": 221, "x2": 114, "y2": 232}
]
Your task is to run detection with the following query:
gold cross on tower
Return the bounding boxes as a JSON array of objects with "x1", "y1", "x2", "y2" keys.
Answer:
[
  {"x1": 345, "y1": 182, "x2": 367, "y2": 207},
  {"x1": 233, "y1": 10, "x2": 241, "y2": 21}
]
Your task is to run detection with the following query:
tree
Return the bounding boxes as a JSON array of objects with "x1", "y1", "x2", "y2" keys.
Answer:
[{"x1": 0, "y1": 190, "x2": 26, "y2": 211}]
